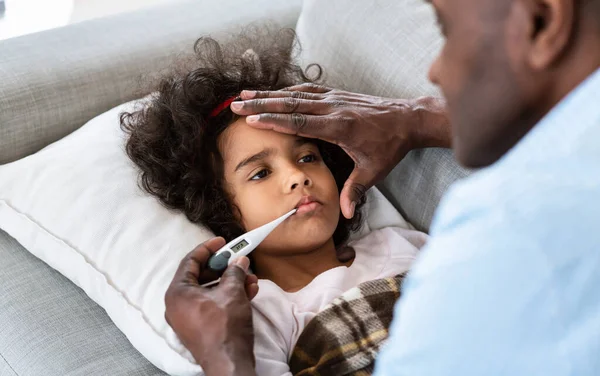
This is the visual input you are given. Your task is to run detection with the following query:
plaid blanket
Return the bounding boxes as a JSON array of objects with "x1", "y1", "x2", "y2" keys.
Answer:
[{"x1": 289, "y1": 274, "x2": 406, "y2": 376}]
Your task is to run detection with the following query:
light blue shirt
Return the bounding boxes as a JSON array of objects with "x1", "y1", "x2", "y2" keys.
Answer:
[{"x1": 375, "y1": 68, "x2": 600, "y2": 376}]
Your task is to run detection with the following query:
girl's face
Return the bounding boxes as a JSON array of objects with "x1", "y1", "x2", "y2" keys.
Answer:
[{"x1": 219, "y1": 118, "x2": 341, "y2": 255}]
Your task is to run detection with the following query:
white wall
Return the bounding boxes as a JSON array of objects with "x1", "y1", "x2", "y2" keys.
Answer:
[
  {"x1": 0, "y1": 0, "x2": 179, "y2": 40},
  {"x1": 70, "y1": 0, "x2": 176, "y2": 23}
]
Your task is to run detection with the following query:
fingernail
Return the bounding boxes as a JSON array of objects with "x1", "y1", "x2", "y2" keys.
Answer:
[
  {"x1": 231, "y1": 102, "x2": 243, "y2": 111},
  {"x1": 350, "y1": 201, "x2": 356, "y2": 218},
  {"x1": 235, "y1": 257, "x2": 250, "y2": 272},
  {"x1": 247, "y1": 115, "x2": 259, "y2": 123},
  {"x1": 241, "y1": 90, "x2": 256, "y2": 99}
]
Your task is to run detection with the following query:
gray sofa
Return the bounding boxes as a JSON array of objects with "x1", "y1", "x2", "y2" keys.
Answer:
[{"x1": 0, "y1": 0, "x2": 468, "y2": 375}]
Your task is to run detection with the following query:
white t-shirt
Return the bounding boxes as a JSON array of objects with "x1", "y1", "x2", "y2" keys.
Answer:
[{"x1": 251, "y1": 226, "x2": 428, "y2": 376}]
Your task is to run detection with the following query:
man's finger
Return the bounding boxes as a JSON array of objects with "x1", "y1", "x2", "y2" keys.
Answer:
[
  {"x1": 231, "y1": 97, "x2": 330, "y2": 116},
  {"x1": 245, "y1": 113, "x2": 337, "y2": 141},
  {"x1": 246, "y1": 283, "x2": 259, "y2": 300},
  {"x1": 239, "y1": 89, "x2": 323, "y2": 101},
  {"x1": 173, "y1": 237, "x2": 226, "y2": 284},
  {"x1": 340, "y1": 169, "x2": 372, "y2": 219},
  {"x1": 245, "y1": 274, "x2": 259, "y2": 286},
  {"x1": 282, "y1": 83, "x2": 331, "y2": 94},
  {"x1": 245, "y1": 273, "x2": 260, "y2": 300},
  {"x1": 220, "y1": 257, "x2": 251, "y2": 297}
]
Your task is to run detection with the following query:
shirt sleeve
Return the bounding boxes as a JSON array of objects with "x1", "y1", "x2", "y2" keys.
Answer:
[
  {"x1": 252, "y1": 306, "x2": 293, "y2": 376},
  {"x1": 373, "y1": 188, "x2": 570, "y2": 376}
]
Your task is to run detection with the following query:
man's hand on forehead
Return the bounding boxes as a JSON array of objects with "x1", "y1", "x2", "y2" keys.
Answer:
[
  {"x1": 230, "y1": 84, "x2": 451, "y2": 219},
  {"x1": 232, "y1": 84, "x2": 341, "y2": 139}
]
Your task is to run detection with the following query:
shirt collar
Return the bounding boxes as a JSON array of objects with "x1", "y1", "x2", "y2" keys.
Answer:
[{"x1": 497, "y1": 67, "x2": 600, "y2": 167}]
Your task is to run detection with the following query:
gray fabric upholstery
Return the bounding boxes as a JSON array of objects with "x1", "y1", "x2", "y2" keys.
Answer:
[
  {"x1": 0, "y1": 357, "x2": 18, "y2": 376},
  {"x1": 0, "y1": 0, "x2": 303, "y2": 165},
  {"x1": 0, "y1": 230, "x2": 166, "y2": 376},
  {"x1": 0, "y1": 1, "x2": 302, "y2": 374},
  {"x1": 295, "y1": 0, "x2": 470, "y2": 231}
]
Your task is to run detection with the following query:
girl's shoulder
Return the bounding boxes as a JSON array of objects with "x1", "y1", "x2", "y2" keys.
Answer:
[
  {"x1": 350, "y1": 226, "x2": 428, "y2": 254},
  {"x1": 349, "y1": 226, "x2": 428, "y2": 279}
]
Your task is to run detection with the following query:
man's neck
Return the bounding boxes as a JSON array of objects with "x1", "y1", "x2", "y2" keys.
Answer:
[
  {"x1": 538, "y1": 31, "x2": 600, "y2": 121},
  {"x1": 252, "y1": 239, "x2": 352, "y2": 292}
]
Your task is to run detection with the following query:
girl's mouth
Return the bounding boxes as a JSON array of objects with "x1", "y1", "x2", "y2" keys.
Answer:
[
  {"x1": 294, "y1": 195, "x2": 322, "y2": 214},
  {"x1": 296, "y1": 201, "x2": 322, "y2": 214}
]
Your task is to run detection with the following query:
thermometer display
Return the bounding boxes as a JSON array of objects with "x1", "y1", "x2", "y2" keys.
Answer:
[{"x1": 231, "y1": 239, "x2": 249, "y2": 253}]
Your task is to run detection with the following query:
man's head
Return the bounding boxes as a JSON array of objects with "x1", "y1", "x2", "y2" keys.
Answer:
[{"x1": 427, "y1": 0, "x2": 600, "y2": 167}]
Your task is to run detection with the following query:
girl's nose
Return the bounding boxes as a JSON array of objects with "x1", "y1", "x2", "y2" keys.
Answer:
[
  {"x1": 291, "y1": 177, "x2": 311, "y2": 190},
  {"x1": 287, "y1": 169, "x2": 312, "y2": 192}
]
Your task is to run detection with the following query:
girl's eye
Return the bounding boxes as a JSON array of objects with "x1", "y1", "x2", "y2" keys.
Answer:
[
  {"x1": 250, "y1": 169, "x2": 270, "y2": 181},
  {"x1": 299, "y1": 154, "x2": 317, "y2": 163}
]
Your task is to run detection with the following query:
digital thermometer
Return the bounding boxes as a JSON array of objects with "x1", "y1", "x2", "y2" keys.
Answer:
[{"x1": 201, "y1": 208, "x2": 297, "y2": 287}]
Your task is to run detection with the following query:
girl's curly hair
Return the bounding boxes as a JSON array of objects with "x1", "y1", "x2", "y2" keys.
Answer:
[{"x1": 120, "y1": 28, "x2": 364, "y2": 247}]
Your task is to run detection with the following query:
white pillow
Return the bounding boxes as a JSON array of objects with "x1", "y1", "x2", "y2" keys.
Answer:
[{"x1": 0, "y1": 100, "x2": 410, "y2": 376}]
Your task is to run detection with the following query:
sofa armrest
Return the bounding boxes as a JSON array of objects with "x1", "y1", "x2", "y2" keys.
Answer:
[{"x1": 0, "y1": 0, "x2": 303, "y2": 164}]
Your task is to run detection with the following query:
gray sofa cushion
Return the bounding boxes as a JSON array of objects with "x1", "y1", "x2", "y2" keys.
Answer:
[
  {"x1": 0, "y1": 0, "x2": 302, "y2": 165},
  {"x1": 0, "y1": 230, "x2": 166, "y2": 376},
  {"x1": 295, "y1": 0, "x2": 470, "y2": 232},
  {"x1": 0, "y1": 357, "x2": 18, "y2": 376}
]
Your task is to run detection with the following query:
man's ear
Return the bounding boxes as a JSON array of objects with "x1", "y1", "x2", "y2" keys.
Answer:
[{"x1": 520, "y1": 0, "x2": 576, "y2": 70}]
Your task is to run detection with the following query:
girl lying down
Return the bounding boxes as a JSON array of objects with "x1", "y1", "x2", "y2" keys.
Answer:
[{"x1": 121, "y1": 29, "x2": 428, "y2": 376}]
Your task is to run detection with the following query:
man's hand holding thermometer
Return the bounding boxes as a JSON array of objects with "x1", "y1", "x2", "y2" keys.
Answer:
[
  {"x1": 165, "y1": 208, "x2": 297, "y2": 374},
  {"x1": 202, "y1": 208, "x2": 297, "y2": 287},
  {"x1": 165, "y1": 237, "x2": 259, "y2": 376}
]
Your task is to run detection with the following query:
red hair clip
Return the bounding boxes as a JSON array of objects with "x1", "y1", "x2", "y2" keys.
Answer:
[{"x1": 209, "y1": 96, "x2": 240, "y2": 118}]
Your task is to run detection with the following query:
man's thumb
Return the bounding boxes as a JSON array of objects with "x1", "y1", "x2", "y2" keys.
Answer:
[{"x1": 340, "y1": 168, "x2": 372, "y2": 219}]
